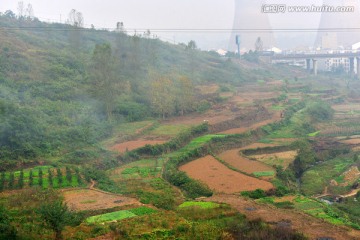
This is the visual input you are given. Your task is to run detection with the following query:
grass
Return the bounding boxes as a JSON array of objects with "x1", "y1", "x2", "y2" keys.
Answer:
[
  {"x1": 271, "y1": 105, "x2": 285, "y2": 111},
  {"x1": 253, "y1": 171, "x2": 275, "y2": 177},
  {"x1": 86, "y1": 210, "x2": 136, "y2": 223},
  {"x1": 108, "y1": 159, "x2": 164, "y2": 180},
  {"x1": 308, "y1": 131, "x2": 320, "y2": 137},
  {"x1": 178, "y1": 201, "x2": 220, "y2": 209},
  {"x1": 85, "y1": 207, "x2": 157, "y2": 223},
  {"x1": 258, "y1": 138, "x2": 274, "y2": 144},
  {"x1": 80, "y1": 200, "x2": 97, "y2": 204},
  {"x1": 168, "y1": 134, "x2": 226, "y2": 158},
  {"x1": 301, "y1": 156, "x2": 354, "y2": 195},
  {"x1": 149, "y1": 124, "x2": 190, "y2": 137}
]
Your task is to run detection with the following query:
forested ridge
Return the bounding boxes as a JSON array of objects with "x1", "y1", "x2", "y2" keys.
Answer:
[{"x1": 0, "y1": 14, "x2": 253, "y2": 166}]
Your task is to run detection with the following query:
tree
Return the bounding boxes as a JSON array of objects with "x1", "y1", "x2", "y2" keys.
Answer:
[
  {"x1": 150, "y1": 75, "x2": 175, "y2": 119},
  {"x1": 176, "y1": 76, "x2": 195, "y2": 115},
  {"x1": 90, "y1": 43, "x2": 118, "y2": 120},
  {"x1": 17, "y1": 170, "x2": 24, "y2": 189},
  {"x1": 292, "y1": 140, "x2": 316, "y2": 177},
  {"x1": 66, "y1": 9, "x2": 83, "y2": 27},
  {"x1": 37, "y1": 200, "x2": 73, "y2": 240},
  {"x1": 29, "y1": 170, "x2": 33, "y2": 187},
  {"x1": 186, "y1": 40, "x2": 197, "y2": 50},
  {"x1": 4, "y1": 10, "x2": 16, "y2": 18},
  {"x1": 25, "y1": 3, "x2": 34, "y2": 20},
  {"x1": 17, "y1": 1, "x2": 25, "y2": 19},
  {"x1": 306, "y1": 101, "x2": 334, "y2": 122},
  {"x1": 66, "y1": 167, "x2": 72, "y2": 183},
  {"x1": 57, "y1": 168, "x2": 63, "y2": 186},
  {"x1": 38, "y1": 168, "x2": 43, "y2": 187},
  {"x1": 8, "y1": 172, "x2": 14, "y2": 189},
  {"x1": 0, "y1": 172, "x2": 5, "y2": 191},
  {"x1": 255, "y1": 37, "x2": 263, "y2": 52},
  {"x1": 67, "y1": 9, "x2": 84, "y2": 48},
  {"x1": 116, "y1": 22, "x2": 125, "y2": 33},
  {"x1": 48, "y1": 168, "x2": 53, "y2": 187},
  {"x1": 0, "y1": 205, "x2": 17, "y2": 240},
  {"x1": 75, "y1": 168, "x2": 82, "y2": 185}
]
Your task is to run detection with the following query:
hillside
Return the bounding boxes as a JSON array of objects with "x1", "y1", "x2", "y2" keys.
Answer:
[
  {"x1": 0, "y1": 14, "x2": 256, "y2": 167},
  {"x1": 4, "y1": 15, "x2": 360, "y2": 240}
]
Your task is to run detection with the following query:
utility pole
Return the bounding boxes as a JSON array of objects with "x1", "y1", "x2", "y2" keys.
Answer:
[{"x1": 236, "y1": 35, "x2": 241, "y2": 59}]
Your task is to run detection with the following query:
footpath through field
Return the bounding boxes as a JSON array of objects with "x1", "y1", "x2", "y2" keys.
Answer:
[{"x1": 206, "y1": 194, "x2": 360, "y2": 240}]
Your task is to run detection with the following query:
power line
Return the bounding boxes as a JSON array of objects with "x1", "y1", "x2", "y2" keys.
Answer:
[{"x1": 3, "y1": 26, "x2": 360, "y2": 33}]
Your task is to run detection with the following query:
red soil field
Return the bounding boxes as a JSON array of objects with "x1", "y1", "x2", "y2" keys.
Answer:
[
  {"x1": 63, "y1": 189, "x2": 140, "y2": 211},
  {"x1": 179, "y1": 155, "x2": 274, "y2": 193},
  {"x1": 110, "y1": 140, "x2": 165, "y2": 153},
  {"x1": 238, "y1": 143, "x2": 279, "y2": 150},
  {"x1": 218, "y1": 149, "x2": 274, "y2": 174}
]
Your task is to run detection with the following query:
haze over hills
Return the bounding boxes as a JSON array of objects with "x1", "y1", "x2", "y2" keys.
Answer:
[{"x1": 2, "y1": 7, "x2": 360, "y2": 240}]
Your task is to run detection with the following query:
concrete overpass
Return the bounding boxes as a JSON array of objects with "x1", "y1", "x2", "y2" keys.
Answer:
[{"x1": 270, "y1": 51, "x2": 360, "y2": 76}]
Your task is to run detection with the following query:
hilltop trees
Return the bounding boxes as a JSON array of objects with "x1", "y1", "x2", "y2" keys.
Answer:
[
  {"x1": 90, "y1": 43, "x2": 118, "y2": 120},
  {"x1": 67, "y1": 9, "x2": 84, "y2": 48},
  {"x1": 150, "y1": 75, "x2": 175, "y2": 119},
  {"x1": 176, "y1": 76, "x2": 195, "y2": 116}
]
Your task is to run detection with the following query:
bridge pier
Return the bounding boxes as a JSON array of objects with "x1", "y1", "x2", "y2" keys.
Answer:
[
  {"x1": 306, "y1": 59, "x2": 311, "y2": 73},
  {"x1": 313, "y1": 59, "x2": 318, "y2": 76},
  {"x1": 350, "y1": 57, "x2": 355, "y2": 75},
  {"x1": 357, "y1": 57, "x2": 360, "y2": 78}
]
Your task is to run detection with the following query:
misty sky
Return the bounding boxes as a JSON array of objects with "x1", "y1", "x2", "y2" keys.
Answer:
[{"x1": 1, "y1": 0, "x2": 356, "y2": 50}]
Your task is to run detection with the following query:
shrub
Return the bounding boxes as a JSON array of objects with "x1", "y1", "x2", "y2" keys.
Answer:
[
  {"x1": 241, "y1": 189, "x2": 266, "y2": 199},
  {"x1": 306, "y1": 101, "x2": 334, "y2": 122}
]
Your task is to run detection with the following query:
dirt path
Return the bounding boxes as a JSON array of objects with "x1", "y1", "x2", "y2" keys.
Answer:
[
  {"x1": 205, "y1": 194, "x2": 360, "y2": 240},
  {"x1": 340, "y1": 188, "x2": 360, "y2": 198}
]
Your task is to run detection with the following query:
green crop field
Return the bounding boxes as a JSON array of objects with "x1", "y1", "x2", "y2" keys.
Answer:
[
  {"x1": 301, "y1": 157, "x2": 354, "y2": 195},
  {"x1": 178, "y1": 201, "x2": 220, "y2": 209},
  {"x1": 85, "y1": 207, "x2": 157, "y2": 223},
  {"x1": 253, "y1": 171, "x2": 275, "y2": 177}
]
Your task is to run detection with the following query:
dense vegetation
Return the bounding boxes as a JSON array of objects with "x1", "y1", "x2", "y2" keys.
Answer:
[{"x1": 0, "y1": 14, "x2": 251, "y2": 166}]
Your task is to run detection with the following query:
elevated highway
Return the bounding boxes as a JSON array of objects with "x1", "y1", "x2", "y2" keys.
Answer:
[{"x1": 269, "y1": 51, "x2": 360, "y2": 76}]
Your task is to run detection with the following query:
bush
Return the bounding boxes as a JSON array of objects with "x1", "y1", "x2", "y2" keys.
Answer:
[
  {"x1": 306, "y1": 101, "x2": 334, "y2": 122},
  {"x1": 241, "y1": 189, "x2": 267, "y2": 199},
  {"x1": 196, "y1": 100, "x2": 211, "y2": 113},
  {"x1": 114, "y1": 101, "x2": 149, "y2": 122}
]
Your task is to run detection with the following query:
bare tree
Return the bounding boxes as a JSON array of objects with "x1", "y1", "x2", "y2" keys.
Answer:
[
  {"x1": 25, "y1": 3, "x2": 34, "y2": 20},
  {"x1": 255, "y1": 37, "x2": 263, "y2": 52},
  {"x1": 66, "y1": 9, "x2": 84, "y2": 48},
  {"x1": 67, "y1": 9, "x2": 84, "y2": 27},
  {"x1": 17, "y1": 1, "x2": 25, "y2": 19},
  {"x1": 116, "y1": 22, "x2": 125, "y2": 33}
]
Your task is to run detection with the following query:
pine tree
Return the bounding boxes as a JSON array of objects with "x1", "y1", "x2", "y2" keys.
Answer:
[
  {"x1": 17, "y1": 170, "x2": 24, "y2": 189},
  {"x1": 57, "y1": 168, "x2": 63, "y2": 187},
  {"x1": 8, "y1": 172, "x2": 14, "y2": 189},
  {"x1": 48, "y1": 168, "x2": 53, "y2": 187},
  {"x1": 38, "y1": 168, "x2": 43, "y2": 187},
  {"x1": 65, "y1": 167, "x2": 72, "y2": 184},
  {"x1": 29, "y1": 170, "x2": 33, "y2": 187},
  {"x1": 75, "y1": 168, "x2": 82, "y2": 185},
  {"x1": 0, "y1": 172, "x2": 5, "y2": 191}
]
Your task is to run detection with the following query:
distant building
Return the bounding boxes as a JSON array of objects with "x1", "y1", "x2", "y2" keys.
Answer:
[
  {"x1": 315, "y1": 0, "x2": 360, "y2": 49},
  {"x1": 216, "y1": 49, "x2": 227, "y2": 56},
  {"x1": 229, "y1": 0, "x2": 274, "y2": 51}
]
